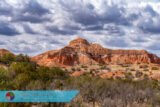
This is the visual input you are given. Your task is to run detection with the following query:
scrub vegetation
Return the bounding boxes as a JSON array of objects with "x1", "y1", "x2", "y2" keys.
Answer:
[{"x1": 0, "y1": 54, "x2": 160, "y2": 107}]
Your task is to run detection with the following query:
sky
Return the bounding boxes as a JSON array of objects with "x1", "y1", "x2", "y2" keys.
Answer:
[{"x1": 0, "y1": 0, "x2": 160, "y2": 56}]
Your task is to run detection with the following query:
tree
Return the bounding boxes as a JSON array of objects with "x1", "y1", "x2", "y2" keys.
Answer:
[
  {"x1": 37, "y1": 66, "x2": 50, "y2": 81},
  {"x1": 26, "y1": 80, "x2": 45, "y2": 90},
  {"x1": 14, "y1": 73, "x2": 32, "y2": 89},
  {"x1": 125, "y1": 72, "x2": 134, "y2": 81},
  {"x1": 15, "y1": 54, "x2": 30, "y2": 62},
  {"x1": 49, "y1": 67, "x2": 67, "y2": 78},
  {"x1": 0, "y1": 67, "x2": 8, "y2": 81},
  {"x1": 9, "y1": 62, "x2": 36, "y2": 74}
]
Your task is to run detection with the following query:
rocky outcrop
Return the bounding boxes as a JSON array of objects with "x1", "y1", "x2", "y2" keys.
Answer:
[
  {"x1": 0, "y1": 49, "x2": 14, "y2": 57},
  {"x1": 32, "y1": 38, "x2": 160, "y2": 67}
]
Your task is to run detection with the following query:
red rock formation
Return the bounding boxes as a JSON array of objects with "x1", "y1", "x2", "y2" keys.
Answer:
[
  {"x1": 0, "y1": 49, "x2": 14, "y2": 57},
  {"x1": 32, "y1": 38, "x2": 160, "y2": 67}
]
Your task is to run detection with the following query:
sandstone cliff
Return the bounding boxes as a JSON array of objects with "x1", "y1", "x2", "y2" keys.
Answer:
[{"x1": 32, "y1": 38, "x2": 160, "y2": 67}]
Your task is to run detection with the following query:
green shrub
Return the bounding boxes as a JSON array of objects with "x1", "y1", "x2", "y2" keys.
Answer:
[
  {"x1": 100, "y1": 66, "x2": 106, "y2": 69},
  {"x1": 125, "y1": 72, "x2": 134, "y2": 80},
  {"x1": 37, "y1": 67, "x2": 66, "y2": 81},
  {"x1": 9, "y1": 62, "x2": 36, "y2": 74},
  {"x1": 135, "y1": 71, "x2": 143, "y2": 78},
  {"x1": 49, "y1": 67, "x2": 66, "y2": 77},
  {"x1": 14, "y1": 73, "x2": 32, "y2": 89},
  {"x1": 0, "y1": 67, "x2": 8, "y2": 81},
  {"x1": 26, "y1": 80, "x2": 45, "y2": 90},
  {"x1": 15, "y1": 54, "x2": 30, "y2": 62},
  {"x1": 0, "y1": 53, "x2": 15, "y2": 64}
]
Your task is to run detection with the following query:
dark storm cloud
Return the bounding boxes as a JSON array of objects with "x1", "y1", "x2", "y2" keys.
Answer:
[
  {"x1": 0, "y1": 22, "x2": 19, "y2": 36},
  {"x1": 131, "y1": 37, "x2": 148, "y2": 43},
  {"x1": 59, "y1": 1, "x2": 130, "y2": 27},
  {"x1": 23, "y1": 24, "x2": 37, "y2": 34},
  {"x1": 0, "y1": 7, "x2": 12, "y2": 16},
  {"x1": 104, "y1": 25, "x2": 125, "y2": 36},
  {"x1": 127, "y1": 13, "x2": 139, "y2": 21},
  {"x1": 12, "y1": 0, "x2": 50, "y2": 23},
  {"x1": 59, "y1": 1, "x2": 98, "y2": 26},
  {"x1": 84, "y1": 25, "x2": 103, "y2": 31},
  {"x1": 137, "y1": 5, "x2": 160, "y2": 34},
  {"x1": 99, "y1": 5, "x2": 130, "y2": 26},
  {"x1": 104, "y1": 38, "x2": 128, "y2": 48},
  {"x1": 22, "y1": 0, "x2": 49, "y2": 16},
  {"x1": 49, "y1": 39, "x2": 62, "y2": 45},
  {"x1": 55, "y1": 0, "x2": 130, "y2": 39},
  {"x1": 138, "y1": 19, "x2": 160, "y2": 34},
  {"x1": 13, "y1": 15, "x2": 50, "y2": 23},
  {"x1": 0, "y1": 0, "x2": 13, "y2": 16},
  {"x1": 70, "y1": 8, "x2": 99, "y2": 26},
  {"x1": 144, "y1": 5, "x2": 158, "y2": 16},
  {"x1": 46, "y1": 26, "x2": 77, "y2": 35},
  {"x1": 147, "y1": 44, "x2": 160, "y2": 50}
]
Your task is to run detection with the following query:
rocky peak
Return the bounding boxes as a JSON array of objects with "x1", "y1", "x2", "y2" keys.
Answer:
[{"x1": 69, "y1": 37, "x2": 90, "y2": 47}]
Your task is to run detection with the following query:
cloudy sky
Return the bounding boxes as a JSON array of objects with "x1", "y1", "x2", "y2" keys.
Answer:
[{"x1": 0, "y1": 0, "x2": 160, "y2": 56}]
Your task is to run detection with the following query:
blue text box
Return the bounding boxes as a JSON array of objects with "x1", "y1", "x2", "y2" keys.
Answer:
[{"x1": 0, "y1": 90, "x2": 79, "y2": 103}]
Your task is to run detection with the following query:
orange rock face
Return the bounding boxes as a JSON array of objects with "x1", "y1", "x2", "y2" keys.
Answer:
[
  {"x1": 32, "y1": 38, "x2": 160, "y2": 67},
  {"x1": 100, "y1": 71, "x2": 125, "y2": 79},
  {"x1": 70, "y1": 71, "x2": 84, "y2": 77}
]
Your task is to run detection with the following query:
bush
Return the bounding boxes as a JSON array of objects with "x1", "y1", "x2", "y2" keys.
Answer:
[
  {"x1": 9, "y1": 62, "x2": 36, "y2": 74},
  {"x1": 37, "y1": 67, "x2": 67, "y2": 81},
  {"x1": 26, "y1": 80, "x2": 45, "y2": 90},
  {"x1": 135, "y1": 71, "x2": 143, "y2": 78},
  {"x1": 14, "y1": 73, "x2": 32, "y2": 89},
  {"x1": 49, "y1": 67, "x2": 67, "y2": 77},
  {"x1": 81, "y1": 65, "x2": 88, "y2": 68},
  {"x1": 0, "y1": 53, "x2": 15, "y2": 64},
  {"x1": 0, "y1": 67, "x2": 8, "y2": 81},
  {"x1": 139, "y1": 65, "x2": 148, "y2": 69},
  {"x1": 144, "y1": 69, "x2": 149, "y2": 72},
  {"x1": 77, "y1": 68, "x2": 81, "y2": 71},
  {"x1": 152, "y1": 67, "x2": 159, "y2": 70},
  {"x1": 130, "y1": 68, "x2": 136, "y2": 71},
  {"x1": 121, "y1": 64, "x2": 130, "y2": 67},
  {"x1": 100, "y1": 66, "x2": 107, "y2": 70},
  {"x1": 125, "y1": 72, "x2": 134, "y2": 80},
  {"x1": 15, "y1": 54, "x2": 30, "y2": 62},
  {"x1": 37, "y1": 66, "x2": 50, "y2": 81},
  {"x1": 71, "y1": 67, "x2": 76, "y2": 71}
]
